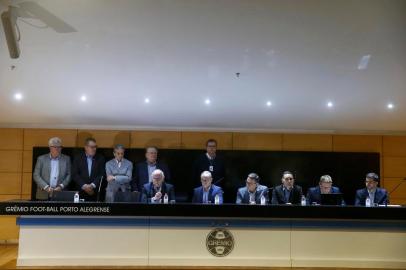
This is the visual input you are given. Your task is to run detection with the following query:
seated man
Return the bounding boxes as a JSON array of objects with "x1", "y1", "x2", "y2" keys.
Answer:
[
  {"x1": 132, "y1": 146, "x2": 171, "y2": 191},
  {"x1": 271, "y1": 171, "x2": 303, "y2": 205},
  {"x1": 307, "y1": 175, "x2": 345, "y2": 205},
  {"x1": 355, "y1": 172, "x2": 389, "y2": 206},
  {"x1": 141, "y1": 169, "x2": 175, "y2": 203},
  {"x1": 105, "y1": 144, "x2": 133, "y2": 203},
  {"x1": 72, "y1": 137, "x2": 105, "y2": 201},
  {"x1": 236, "y1": 173, "x2": 269, "y2": 204},
  {"x1": 192, "y1": 171, "x2": 223, "y2": 204},
  {"x1": 33, "y1": 137, "x2": 71, "y2": 200}
]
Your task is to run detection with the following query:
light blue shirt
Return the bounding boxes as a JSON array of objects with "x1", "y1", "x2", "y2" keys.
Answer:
[
  {"x1": 368, "y1": 189, "x2": 376, "y2": 203},
  {"x1": 86, "y1": 155, "x2": 93, "y2": 177},
  {"x1": 148, "y1": 163, "x2": 157, "y2": 182},
  {"x1": 203, "y1": 189, "x2": 209, "y2": 203},
  {"x1": 49, "y1": 155, "x2": 59, "y2": 188}
]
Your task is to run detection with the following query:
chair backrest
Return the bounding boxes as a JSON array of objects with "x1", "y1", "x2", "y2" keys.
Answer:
[{"x1": 114, "y1": 191, "x2": 140, "y2": 202}]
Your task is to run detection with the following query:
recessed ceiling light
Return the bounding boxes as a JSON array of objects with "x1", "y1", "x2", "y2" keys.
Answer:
[
  {"x1": 327, "y1": 101, "x2": 334, "y2": 108},
  {"x1": 144, "y1": 98, "x2": 150, "y2": 104},
  {"x1": 358, "y1": 54, "x2": 371, "y2": 70},
  {"x1": 14, "y1": 92, "x2": 23, "y2": 100},
  {"x1": 205, "y1": 98, "x2": 211, "y2": 105},
  {"x1": 266, "y1": 101, "x2": 272, "y2": 107},
  {"x1": 387, "y1": 103, "x2": 394, "y2": 109},
  {"x1": 80, "y1": 95, "x2": 87, "y2": 102}
]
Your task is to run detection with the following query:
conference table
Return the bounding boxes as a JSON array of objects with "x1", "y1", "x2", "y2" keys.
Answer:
[{"x1": 1, "y1": 201, "x2": 405, "y2": 268}]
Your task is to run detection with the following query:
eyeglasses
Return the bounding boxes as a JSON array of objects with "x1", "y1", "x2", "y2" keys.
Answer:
[
  {"x1": 50, "y1": 146, "x2": 62, "y2": 149},
  {"x1": 86, "y1": 145, "x2": 97, "y2": 149}
]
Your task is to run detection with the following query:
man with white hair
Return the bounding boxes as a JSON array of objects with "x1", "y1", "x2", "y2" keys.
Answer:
[
  {"x1": 192, "y1": 171, "x2": 223, "y2": 204},
  {"x1": 140, "y1": 169, "x2": 175, "y2": 203},
  {"x1": 33, "y1": 137, "x2": 71, "y2": 200}
]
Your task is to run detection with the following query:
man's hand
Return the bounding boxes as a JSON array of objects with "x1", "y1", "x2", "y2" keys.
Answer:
[
  {"x1": 46, "y1": 187, "x2": 54, "y2": 193},
  {"x1": 83, "y1": 184, "x2": 95, "y2": 195},
  {"x1": 54, "y1": 186, "x2": 62, "y2": 192},
  {"x1": 107, "y1": 175, "x2": 115, "y2": 182},
  {"x1": 153, "y1": 191, "x2": 162, "y2": 201}
]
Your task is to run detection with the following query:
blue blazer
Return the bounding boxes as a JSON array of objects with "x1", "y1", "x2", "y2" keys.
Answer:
[
  {"x1": 306, "y1": 186, "x2": 345, "y2": 205},
  {"x1": 192, "y1": 185, "x2": 223, "y2": 204},
  {"x1": 140, "y1": 182, "x2": 175, "y2": 203},
  {"x1": 132, "y1": 161, "x2": 171, "y2": 191},
  {"x1": 355, "y1": 187, "x2": 389, "y2": 206}
]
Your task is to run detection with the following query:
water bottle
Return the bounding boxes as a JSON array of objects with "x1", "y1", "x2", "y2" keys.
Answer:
[
  {"x1": 74, "y1": 192, "x2": 80, "y2": 203},
  {"x1": 214, "y1": 194, "x2": 220, "y2": 205},
  {"x1": 365, "y1": 197, "x2": 371, "y2": 207},
  {"x1": 260, "y1": 195, "x2": 266, "y2": 205},
  {"x1": 163, "y1": 193, "x2": 169, "y2": 204},
  {"x1": 301, "y1": 195, "x2": 306, "y2": 206}
]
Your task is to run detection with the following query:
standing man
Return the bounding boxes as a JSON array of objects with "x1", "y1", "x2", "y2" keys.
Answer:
[
  {"x1": 71, "y1": 137, "x2": 105, "y2": 201},
  {"x1": 192, "y1": 139, "x2": 225, "y2": 187},
  {"x1": 141, "y1": 169, "x2": 175, "y2": 203},
  {"x1": 33, "y1": 137, "x2": 71, "y2": 200},
  {"x1": 355, "y1": 172, "x2": 389, "y2": 206},
  {"x1": 271, "y1": 171, "x2": 303, "y2": 205},
  {"x1": 192, "y1": 171, "x2": 224, "y2": 204},
  {"x1": 105, "y1": 144, "x2": 133, "y2": 202},
  {"x1": 132, "y1": 146, "x2": 171, "y2": 191},
  {"x1": 236, "y1": 173, "x2": 269, "y2": 204}
]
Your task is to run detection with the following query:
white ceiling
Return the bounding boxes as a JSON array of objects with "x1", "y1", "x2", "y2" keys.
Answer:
[{"x1": 0, "y1": 0, "x2": 405, "y2": 133}]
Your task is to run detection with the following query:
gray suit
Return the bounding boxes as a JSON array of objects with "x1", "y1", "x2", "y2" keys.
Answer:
[
  {"x1": 236, "y1": 185, "x2": 269, "y2": 204},
  {"x1": 33, "y1": 153, "x2": 71, "y2": 200},
  {"x1": 105, "y1": 158, "x2": 133, "y2": 202}
]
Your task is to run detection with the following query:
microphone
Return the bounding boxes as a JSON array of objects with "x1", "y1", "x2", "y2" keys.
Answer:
[
  {"x1": 96, "y1": 176, "x2": 104, "y2": 202},
  {"x1": 388, "y1": 178, "x2": 406, "y2": 196},
  {"x1": 214, "y1": 177, "x2": 224, "y2": 186}
]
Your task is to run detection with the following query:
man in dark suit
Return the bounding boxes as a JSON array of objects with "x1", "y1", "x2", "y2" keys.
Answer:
[
  {"x1": 355, "y1": 172, "x2": 389, "y2": 206},
  {"x1": 192, "y1": 171, "x2": 223, "y2": 204},
  {"x1": 71, "y1": 137, "x2": 105, "y2": 201},
  {"x1": 307, "y1": 175, "x2": 345, "y2": 205},
  {"x1": 236, "y1": 173, "x2": 270, "y2": 204},
  {"x1": 271, "y1": 171, "x2": 303, "y2": 205},
  {"x1": 132, "y1": 146, "x2": 171, "y2": 191},
  {"x1": 192, "y1": 139, "x2": 225, "y2": 187},
  {"x1": 141, "y1": 169, "x2": 175, "y2": 203}
]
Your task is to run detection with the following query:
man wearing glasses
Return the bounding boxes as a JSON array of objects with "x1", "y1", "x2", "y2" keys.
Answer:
[
  {"x1": 236, "y1": 173, "x2": 270, "y2": 204},
  {"x1": 33, "y1": 137, "x2": 71, "y2": 200},
  {"x1": 355, "y1": 172, "x2": 389, "y2": 206},
  {"x1": 271, "y1": 171, "x2": 303, "y2": 205},
  {"x1": 72, "y1": 137, "x2": 106, "y2": 201}
]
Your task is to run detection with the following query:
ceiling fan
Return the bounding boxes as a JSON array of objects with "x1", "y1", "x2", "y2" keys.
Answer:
[{"x1": 1, "y1": 0, "x2": 77, "y2": 59}]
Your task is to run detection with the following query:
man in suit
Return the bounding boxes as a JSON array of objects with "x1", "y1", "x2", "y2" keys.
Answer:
[
  {"x1": 192, "y1": 139, "x2": 225, "y2": 187},
  {"x1": 355, "y1": 172, "x2": 389, "y2": 206},
  {"x1": 271, "y1": 171, "x2": 303, "y2": 205},
  {"x1": 141, "y1": 169, "x2": 175, "y2": 203},
  {"x1": 307, "y1": 175, "x2": 345, "y2": 205},
  {"x1": 236, "y1": 173, "x2": 270, "y2": 204},
  {"x1": 33, "y1": 137, "x2": 71, "y2": 200},
  {"x1": 131, "y1": 146, "x2": 171, "y2": 191},
  {"x1": 71, "y1": 137, "x2": 105, "y2": 201},
  {"x1": 192, "y1": 171, "x2": 223, "y2": 204},
  {"x1": 105, "y1": 144, "x2": 133, "y2": 203}
]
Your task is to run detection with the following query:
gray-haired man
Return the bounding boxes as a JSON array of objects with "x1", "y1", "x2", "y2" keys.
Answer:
[{"x1": 33, "y1": 137, "x2": 71, "y2": 200}]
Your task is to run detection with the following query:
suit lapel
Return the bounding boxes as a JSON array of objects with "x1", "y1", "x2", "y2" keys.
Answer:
[{"x1": 243, "y1": 189, "x2": 250, "y2": 203}]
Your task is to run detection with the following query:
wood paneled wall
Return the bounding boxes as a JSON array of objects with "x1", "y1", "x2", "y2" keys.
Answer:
[{"x1": 0, "y1": 128, "x2": 406, "y2": 241}]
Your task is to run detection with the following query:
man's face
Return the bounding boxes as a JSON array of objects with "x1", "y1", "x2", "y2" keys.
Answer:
[
  {"x1": 201, "y1": 176, "x2": 212, "y2": 189},
  {"x1": 206, "y1": 142, "x2": 217, "y2": 156},
  {"x1": 114, "y1": 149, "x2": 125, "y2": 161},
  {"x1": 246, "y1": 177, "x2": 258, "y2": 193},
  {"x1": 282, "y1": 174, "x2": 294, "y2": 188},
  {"x1": 152, "y1": 174, "x2": 163, "y2": 187},
  {"x1": 49, "y1": 145, "x2": 61, "y2": 157},
  {"x1": 365, "y1": 178, "x2": 378, "y2": 190},
  {"x1": 84, "y1": 141, "x2": 97, "y2": 157},
  {"x1": 146, "y1": 148, "x2": 158, "y2": 164},
  {"x1": 319, "y1": 182, "x2": 332, "y2": 194}
]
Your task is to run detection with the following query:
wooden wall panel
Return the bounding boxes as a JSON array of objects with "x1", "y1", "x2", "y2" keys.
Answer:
[
  {"x1": 0, "y1": 173, "x2": 22, "y2": 195},
  {"x1": 22, "y1": 151, "x2": 33, "y2": 173},
  {"x1": 21, "y1": 173, "x2": 32, "y2": 195},
  {"x1": 0, "y1": 129, "x2": 23, "y2": 150},
  {"x1": 77, "y1": 130, "x2": 130, "y2": 148},
  {"x1": 0, "y1": 195, "x2": 21, "y2": 201},
  {"x1": 282, "y1": 134, "x2": 333, "y2": 151},
  {"x1": 232, "y1": 133, "x2": 282, "y2": 150},
  {"x1": 23, "y1": 129, "x2": 77, "y2": 150},
  {"x1": 383, "y1": 136, "x2": 406, "y2": 157},
  {"x1": 0, "y1": 217, "x2": 19, "y2": 240},
  {"x1": 333, "y1": 135, "x2": 382, "y2": 153},
  {"x1": 0, "y1": 151, "x2": 22, "y2": 173},
  {"x1": 181, "y1": 132, "x2": 232, "y2": 149},
  {"x1": 383, "y1": 178, "x2": 406, "y2": 199},
  {"x1": 383, "y1": 157, "x2": 406, "y2": 178},
  {"x1": 130, "y1": 131, "x2": 181, "y2": 149}
]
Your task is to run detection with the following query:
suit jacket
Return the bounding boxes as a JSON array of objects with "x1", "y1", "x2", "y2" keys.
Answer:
[
  {"x1": 132, "y1": 161, "x2": 171, "y2": 191},
  {"x1": 71, "y1": 152, "x2": 105, "y2": 201},
  {"x1": 236, "y1": 185, "x2": 270, "y2": 204},
  {"x1": 271, "y1": 184, "x2": 303, "y2": 205},
  {"x1": 105, "y1": 158, "x2": 133, "y2": 202},
  {"x1": 141, "y1": 182, "x2": 175, "y2": 203},
  {"x1": 306, "y1": 186, "x2": 345, "y2": 205},
  {"x1": 192, "y1": 185, "x2": 223, "y2": 204},
  {"x1": 33, "y1": 153, "x2": 71, "y2": 200},
  {"x1": 354, "y1": 187, "x2": 389, "y2": 206}
]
